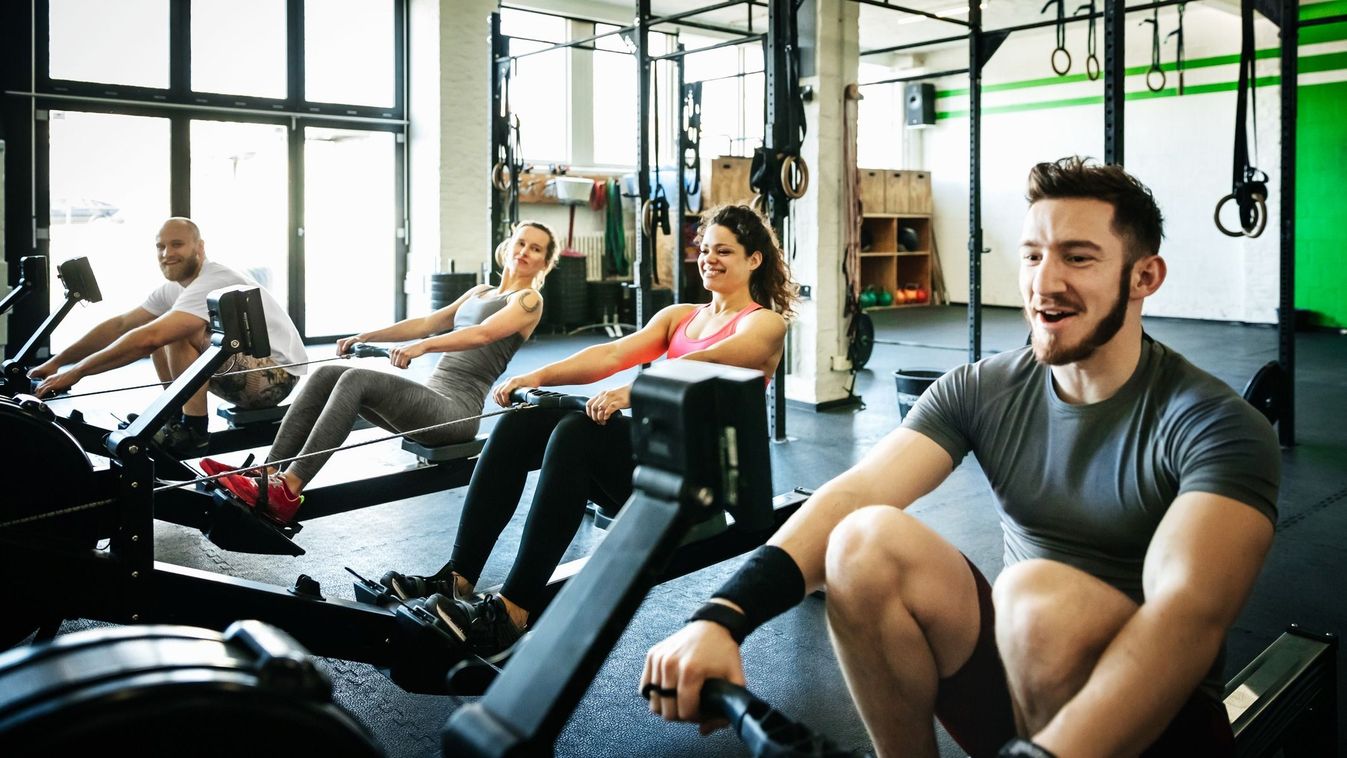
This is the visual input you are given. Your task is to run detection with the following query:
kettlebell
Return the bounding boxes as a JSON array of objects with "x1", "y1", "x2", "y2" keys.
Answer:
[
  {"x1": 859, "y1": 286, "x2": 877, "y2": 309},
  {"x1": 877, "y1": 288, "x2": 894, "y2": 307}
]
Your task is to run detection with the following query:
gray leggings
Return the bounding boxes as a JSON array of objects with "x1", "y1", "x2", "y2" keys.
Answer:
[{"x1": 269, "y1": 363, "x2": 481, "y2": 483}]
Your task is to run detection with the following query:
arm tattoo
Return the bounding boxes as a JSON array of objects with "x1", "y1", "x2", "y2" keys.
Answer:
[{"x1": 519, "y1": 292, "x2": 540, "y2": 313}]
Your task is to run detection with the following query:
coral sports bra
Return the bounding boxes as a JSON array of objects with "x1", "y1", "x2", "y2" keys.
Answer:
[{"x1": 666, "y1": 303, "x2": 763, "y2": 360}]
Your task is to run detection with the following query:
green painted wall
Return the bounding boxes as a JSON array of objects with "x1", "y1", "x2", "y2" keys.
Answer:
[{"x1": 1297, "y1": 15, "x2": 1347, "y2": 328}]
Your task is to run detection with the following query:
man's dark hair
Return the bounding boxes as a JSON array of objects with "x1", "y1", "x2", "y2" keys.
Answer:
[{"x1": 1025, "y1": 156, "x2": 1164, "y2": 263}]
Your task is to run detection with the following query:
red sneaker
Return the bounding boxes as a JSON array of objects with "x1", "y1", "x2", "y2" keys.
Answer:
[
  {"x1": 200, "y1": 457, "x2": 239, "y2": 477},
  {"x1": 218, "y1": 472, "x2": 304, "y2": 525}
]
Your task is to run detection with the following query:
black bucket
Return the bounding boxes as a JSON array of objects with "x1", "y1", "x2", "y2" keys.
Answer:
[{"x1": 893, "y1": 369, "x2": 944, "y2": 420}]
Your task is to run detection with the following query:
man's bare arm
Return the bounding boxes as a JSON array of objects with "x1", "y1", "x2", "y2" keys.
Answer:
[{"x1": 1034, "y1": 492, "x2": 1274, "y2": 756}]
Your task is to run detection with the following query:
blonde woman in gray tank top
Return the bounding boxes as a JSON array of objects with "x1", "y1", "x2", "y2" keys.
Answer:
[{"x1": 201, "y1": 222, "x2": 558, "y2": 524}]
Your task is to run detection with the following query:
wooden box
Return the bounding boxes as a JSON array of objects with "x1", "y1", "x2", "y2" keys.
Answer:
[{"x1": 707, "y1": 156, "x2": 755, "y2": 207}]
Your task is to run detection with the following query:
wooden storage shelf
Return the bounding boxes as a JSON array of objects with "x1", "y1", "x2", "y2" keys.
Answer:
[{"x1": 858, "y1": 192, "x2": 934, "y2": 307}]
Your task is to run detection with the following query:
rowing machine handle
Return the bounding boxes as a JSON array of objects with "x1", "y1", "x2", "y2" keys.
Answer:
[
  {"x1": 699, "y1": 679, "x2": 869, "y2": 758},
  {"x1": 348, "y1": 343, "x2": 390, "y2": 359},
  {"x1": 508, "y1": 387, "x2": 589, "y2": 412}
]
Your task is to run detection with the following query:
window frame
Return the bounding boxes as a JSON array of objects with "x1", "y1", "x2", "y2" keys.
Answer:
[{"x1": 26, "y1": 0, "x2": 409, "y2": 341}]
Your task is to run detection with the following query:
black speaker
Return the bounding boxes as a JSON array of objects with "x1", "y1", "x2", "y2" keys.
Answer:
[{"x1": 904, "y1": 83, "x2": 936, "y2": 127}]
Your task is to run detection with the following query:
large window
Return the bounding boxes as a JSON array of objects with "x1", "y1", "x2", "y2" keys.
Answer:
[
  {"x1": 192, "y1": 0, "x2": 286, "y2": 99},
  {"x1": 32, "y1": 0, "x2": 407, "y2": 341},
  {"x1": 502, "y1": 9, "x2": 569, "y2": 163},
  {"x1": 303, "y1": 128, "x2": 397, "y2": 336},
  {"x1": 48, "y1": 0, "x2": 169, "y2": 89},
  {"x1": 47, "y1": 111, "x2": 170, "y2": 348},
  {"x1": 683, "y1": 34, "x2": 764, "y2": 159}
]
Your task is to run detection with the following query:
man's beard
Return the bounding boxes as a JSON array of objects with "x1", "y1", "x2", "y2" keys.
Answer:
[
  {"x1": 161, "y1": 255, "x2": 201, "y2": 283},
  {"x1": 1027, "y1": 264, "x2": 1131, "y2": 366}
]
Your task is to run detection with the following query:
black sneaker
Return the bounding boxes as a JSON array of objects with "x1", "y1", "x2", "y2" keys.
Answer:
[
  {"x1": 424, "y1": 593, "x2": 524, "y2": 657},
  {"x1": 380, "y1": 561, "x2": 469, "y2": 602},
  {"x1": 153, "y1": 420, "x2": 210, "y2": 458}
]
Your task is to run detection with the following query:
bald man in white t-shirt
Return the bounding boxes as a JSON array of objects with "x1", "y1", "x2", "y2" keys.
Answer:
[{"x1": 31, "y1": 217, "x2": 307, "y2": 457}]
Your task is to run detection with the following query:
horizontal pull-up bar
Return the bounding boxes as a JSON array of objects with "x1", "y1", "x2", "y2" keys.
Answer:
[
  {"x1": 653, "y1": 33, "x2": 766, "y2": 60},
  {"x1": 497, "y1": 0, "x2": 762, "y2": 64},
  {"x1": 862, "y1": 33, "x2": 968, "y2": 57},
  {"x1": 500, "y1": 2, "x2": 751, "y2": 37},
  {"x1": 858, "y1": 0, "x2": 1193, "y2": 56},
  {"x1": 848, "y1": 0, "x2": 971, "y2": 28},
  {"x1": 858, "y1": 67, "x2": 970, "y2": 87}
]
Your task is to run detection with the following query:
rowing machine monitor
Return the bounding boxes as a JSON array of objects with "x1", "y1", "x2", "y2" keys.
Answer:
[
  {"x1": 110, "y1": 286, "x2": 269, "y2": 455},
  {"x1": 0, "y1": 255, "x2": 45, "y2": 316},
  {"x1": 56, "y1": 256, "x2": 101, "y2": 304},
  {"x1": 631, "y1": 361, "x2": 772, "y2": 531},
  {"x1": 208, "y1": 285, "x2": 270, "y2": 359},
  {"x1": 2, "y1": 257, "x2": 104, "y2": 396}
]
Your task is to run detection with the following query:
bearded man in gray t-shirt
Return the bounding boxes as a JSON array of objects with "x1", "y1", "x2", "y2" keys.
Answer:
[{"x1": 644, "y1": 157, "x2": 1279, "y2": 758}]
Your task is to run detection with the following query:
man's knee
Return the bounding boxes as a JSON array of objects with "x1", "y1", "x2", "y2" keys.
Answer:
[
  {"x1": 994, "y1": 559, "x2": 1135, "y2": 694},
  {"x1": 825, "y1": 507, "x2": 918, "y2": 613}
]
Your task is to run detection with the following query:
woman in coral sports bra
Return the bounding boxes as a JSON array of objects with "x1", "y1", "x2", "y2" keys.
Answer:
[{"x1": 378, "y1": 204, "x2": 799, "y2": 657}]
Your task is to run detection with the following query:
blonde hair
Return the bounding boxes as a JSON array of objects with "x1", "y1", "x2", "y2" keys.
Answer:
[{"x1": 494, "y1": 220, "x2": 559, "y2": 289}]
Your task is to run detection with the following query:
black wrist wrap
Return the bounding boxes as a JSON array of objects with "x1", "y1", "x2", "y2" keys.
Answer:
[
  {"x1": 710, "y1": 545, "x2": 806, "y2": 641},
  {"x1": 687, "y1": 603, "x2": 750, "y2": 645}
]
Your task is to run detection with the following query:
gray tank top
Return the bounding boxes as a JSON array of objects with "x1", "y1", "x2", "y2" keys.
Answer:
[{"x1": 425, "y1": 289, "x2": 526, "y2": 404}]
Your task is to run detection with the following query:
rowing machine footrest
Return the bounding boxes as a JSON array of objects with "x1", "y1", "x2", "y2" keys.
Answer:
[
  {"x1": 401, "y1": 435, "x2": 487, "y2": 463},
  {"x1": 217, "y1": 403, "x2": 289, "y2": 428},
  {"x1": 381, "y1": 602, "x2": 474, "y2": 695},
  {"x1": 446, "y1": 651, "x2": 507, "y2": 696},
  {"x1": 352, "y1": 575, "x2": 400, "y2": 609},
  {"x1": 203, "y1": 489, "x2": 305, "y2": 557}
]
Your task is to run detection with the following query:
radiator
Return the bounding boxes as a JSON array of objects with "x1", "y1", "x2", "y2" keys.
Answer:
[{"x1": 567, "y1": 232, "x2": 636, "y2": 281}]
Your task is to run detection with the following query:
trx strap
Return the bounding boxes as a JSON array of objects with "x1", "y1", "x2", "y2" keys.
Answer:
[
  {"x1": 646, "y1": 59, "x2": 671, "y2": 285},
  {"x1": 1141, "y1": 8, "x2": 1166, "y2": 92},
  {"x1": 1166, "y1": 3, "x2": 1187, "y2": 95},
  {"x1": 1042, "y1": 0, "x2": 1071, "y2": 75},
  {"x1": 1215, "y1": 0, "x2": 1268, "y2": 238},
  {"x1": 681, "y1": 81, "x2": 702, "y2": 208},
  {"x1": 1075, "y1": 0, "x2": 1100, "y2": 80}
]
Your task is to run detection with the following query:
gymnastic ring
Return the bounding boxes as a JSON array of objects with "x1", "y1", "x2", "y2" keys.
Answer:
[
  {"x1": 780, "y1": 155, "x2": 810, "y2": 200},
  {"x1": 1085, "y1": 55, "x2": 1101, "y2": 81},
  {"x1": 1051, "y1": 47, "x2": 1072, "y2": 76},
  {"x1": 750, "y1": 193, "x2": 768, "y2": 216},
  {"x1": 1146, "y1": 66, "x2": 1166, "y2": 93},
  {"x1": 1213, "y1": 193, "x2": 1267, "y2": 238},
  {"x1": 642, "y1": 200, "x2": 655, "y2": 236},
  {"x1": 491, "y1": 162, "x2": 511, "y2": 192}
]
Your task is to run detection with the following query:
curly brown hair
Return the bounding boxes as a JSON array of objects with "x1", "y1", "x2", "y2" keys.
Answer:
[{"x1": 694, "y1": 204, "x2": 799, "y2": 319}]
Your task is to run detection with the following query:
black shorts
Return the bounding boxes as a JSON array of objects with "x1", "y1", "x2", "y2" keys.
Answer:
[{"x1": 932, "y1": 557, "x2": 1235, "y2": 758}]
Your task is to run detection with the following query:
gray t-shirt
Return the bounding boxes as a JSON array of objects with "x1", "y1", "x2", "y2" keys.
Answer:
[
  {"x1": 904, "y1": 337, "x2": 1279, "y2": 603},
  {"x1": 425, "y1": 288, "x2": 526, "y2": 405}
]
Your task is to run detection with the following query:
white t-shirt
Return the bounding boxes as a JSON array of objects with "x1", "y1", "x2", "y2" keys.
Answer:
[{"x1": 141, "y1": 260, "x2": 308, "y2": 375}]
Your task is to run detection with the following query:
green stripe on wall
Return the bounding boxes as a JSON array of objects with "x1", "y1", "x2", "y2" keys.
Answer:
[
  {"x1": 1296, "y1": 80, "x2": 1347, "y2": 328},
  {"x1": 1302, "y1": 0, "x2": 1347, "y2": 21},
  {"x1": 934, "y1": 73, "x2": 1322, "y2": 119}
]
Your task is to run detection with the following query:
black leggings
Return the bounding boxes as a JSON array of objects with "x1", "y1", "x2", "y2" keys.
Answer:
[{"x1": 450, "y1": 407, "x2": 634, "y2": 614}]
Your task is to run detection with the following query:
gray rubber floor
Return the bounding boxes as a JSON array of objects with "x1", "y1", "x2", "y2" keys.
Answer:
[{"x1": 49, "y1": 305, "x2": 1347, "y2": 757}]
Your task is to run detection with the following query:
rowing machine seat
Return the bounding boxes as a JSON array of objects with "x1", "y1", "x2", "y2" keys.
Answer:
[{"x1": 401, "y1": 435, "x2": 487, "y2": 464}]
